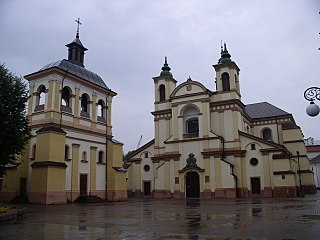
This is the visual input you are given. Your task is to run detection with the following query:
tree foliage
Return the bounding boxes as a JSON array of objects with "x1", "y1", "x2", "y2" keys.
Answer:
[{"x1": 0, "y1": 64, "x2": 31, "y2": 177}]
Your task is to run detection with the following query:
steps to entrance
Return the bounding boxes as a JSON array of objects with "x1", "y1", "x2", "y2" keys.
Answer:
[{"x1": 74, "y1": 195, "x2": 105, "y2": 204}]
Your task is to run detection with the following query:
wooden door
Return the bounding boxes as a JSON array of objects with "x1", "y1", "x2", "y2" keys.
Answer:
[
  {"x1": 186, "y1": 172, "x2": 200, "y2": 198},
  {"x1": 143, "y1": 181, "x2": 151, "y2": 196},
  {"x1": 251, "y1": 177, "x2": 261, "y2": 195},
  {"x1": 80, "y1": 174, "x2": 88, "y2": 196}
]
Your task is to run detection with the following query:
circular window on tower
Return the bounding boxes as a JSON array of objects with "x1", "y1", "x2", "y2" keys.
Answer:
[
  {"x1": 144, "y1": 164, "x2": 150, "y2": 172},
  {"x1": 250, "y1": 158, "x2": 259, "y2": 167}
]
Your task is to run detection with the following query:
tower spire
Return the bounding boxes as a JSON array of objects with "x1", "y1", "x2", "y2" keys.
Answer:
[
  {"x1": 160, "y1": 56, "x2": 173, "y2": 77},
  {"x1": 66, "y1": 18, "x2": 87, "y2": 67},
  {"x1": 218, "y1": 42, "x2": 232, "y2": 64}
]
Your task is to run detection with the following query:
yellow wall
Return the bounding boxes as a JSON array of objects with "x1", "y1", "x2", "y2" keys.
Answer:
[
  {"x1": 36, "y1": 129, "x2": 66, "y2": 163},
  {"x1": 30, "y1": 127, "x2": 66, "y2": 193},
  {"x1": 107, "y1": 139, "x2": 127, "y2": 191},
  {"x1": 1, "y1": 150, "x2": 29, "y2": 195}
]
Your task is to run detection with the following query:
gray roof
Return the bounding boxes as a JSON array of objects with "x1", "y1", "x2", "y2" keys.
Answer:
[
  {"x1": 245, "y1": 102, "x2": 290, "y2": 119},
  {"x1": 66, "y1": 38, "x2": 87, "y2": 50},
  {"x1": 310, "y1": 154, "x2": 320, "y2": 164},
  {"x1": 38, "y1": 59, "x2": 109, "y2": 90}
]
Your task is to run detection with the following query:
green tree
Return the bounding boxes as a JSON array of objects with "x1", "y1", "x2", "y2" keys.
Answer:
[{"x1": 0, "y1": 64, "x2": 31, "y2": 177}]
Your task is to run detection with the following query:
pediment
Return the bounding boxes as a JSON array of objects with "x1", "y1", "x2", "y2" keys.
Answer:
[{"x1": 170, "y1": 80, "x2": 210, "y2": 98}]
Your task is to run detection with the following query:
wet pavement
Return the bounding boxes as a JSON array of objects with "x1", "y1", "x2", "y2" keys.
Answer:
[{"x1": 1, "y1": 194, "x2": 320, "y2": 240}]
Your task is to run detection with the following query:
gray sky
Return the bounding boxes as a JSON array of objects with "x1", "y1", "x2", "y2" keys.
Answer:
[{"x1": 1, "y1": 0, "x2": 319, "y2": 153}]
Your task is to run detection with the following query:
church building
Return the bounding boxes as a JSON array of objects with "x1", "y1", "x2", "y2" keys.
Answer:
[
  {"x1": 126, "y1": 44, "x2": 315, "y2": 198},
  {"x1": 0, "y1": 23, "x2": 127, "y2": 204}
]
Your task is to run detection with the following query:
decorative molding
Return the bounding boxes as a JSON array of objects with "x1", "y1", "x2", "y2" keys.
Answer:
[
  {"x1": 273, "y1": 170, "x2": 295, "y2": 175},
  {"x1": 31, "y1": 161, "x2": 67, "y2": 168}
]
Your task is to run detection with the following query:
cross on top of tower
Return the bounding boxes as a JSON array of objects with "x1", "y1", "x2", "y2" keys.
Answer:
[{"x1": 75, "y1": 18, "x2": 82, "y2": 39}]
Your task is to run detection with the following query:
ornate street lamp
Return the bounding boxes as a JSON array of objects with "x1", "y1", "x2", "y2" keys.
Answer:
[{"x1": 304, "y1": 87, "x2": 320, "y2": 117}]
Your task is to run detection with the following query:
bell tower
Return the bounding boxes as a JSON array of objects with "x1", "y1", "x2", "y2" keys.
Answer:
[{"x1": 213, "y1": 43, "x2": 241, "y2": 100}]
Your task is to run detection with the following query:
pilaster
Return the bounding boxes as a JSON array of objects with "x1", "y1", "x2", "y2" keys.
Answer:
[
  {"x1": 54, "y1": 80, "x2": 61, "y2": 111},
  {"x1": 90, "y1": 146, "x2": 97, "y2": 192},
  {"x1": 71, "y1": 144, "x2": 80, "y2": 193},
  {"x1": 47, "y1": 80, "x2": 54, "y2": 110},
  {"x1": 28, "y1": 83, "x2": 35, "y2": 115}
]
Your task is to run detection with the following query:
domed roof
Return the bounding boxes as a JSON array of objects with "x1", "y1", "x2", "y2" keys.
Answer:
[{"x1": 39, "y1": 59, "x2": 109, "y2": 90}]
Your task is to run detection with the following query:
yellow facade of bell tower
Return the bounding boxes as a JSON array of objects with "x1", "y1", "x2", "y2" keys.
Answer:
[
  {"x1": 29, "y1": 126, "x2": 67, "y2": 204},
  {"x1": 0, "y1": 30, "x2": 127, "y2": 204}
]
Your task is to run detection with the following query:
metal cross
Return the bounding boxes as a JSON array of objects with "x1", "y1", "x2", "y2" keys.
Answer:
[{"x1": 75, "y1": 18, "x2": 82, "y2": 37}]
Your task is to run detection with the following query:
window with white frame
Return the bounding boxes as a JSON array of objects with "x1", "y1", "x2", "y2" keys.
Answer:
[{"x1": 183, "y1": 106, "x2": 199, "y2": 138}]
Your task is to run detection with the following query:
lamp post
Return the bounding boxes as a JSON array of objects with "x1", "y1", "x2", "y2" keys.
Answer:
[
  {"x1": 304, "y1": 87, "x2": 320, "y2": 117},
  {"x1": 296, "y1": 151, "x2": 304, "y2": 197}
]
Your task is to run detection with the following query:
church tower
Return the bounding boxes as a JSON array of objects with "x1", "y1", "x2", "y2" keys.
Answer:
[
  {"x1": 152, "y1": 57, "x2": 176, "y2": 156},
  {"x1": 153, "y1": 57, "x2": 177, "y2": 109},
  {"x1": 213, "y1": 43, "x2": 241, "y2": 101}
]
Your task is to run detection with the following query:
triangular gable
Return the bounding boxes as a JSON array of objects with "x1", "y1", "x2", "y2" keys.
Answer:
[
  {"x1": 125, "y1": 139, "x2": 155, "y2": 162},
  {"x1": 239, "y1": 131, "x2": 290, "y2": 156}
]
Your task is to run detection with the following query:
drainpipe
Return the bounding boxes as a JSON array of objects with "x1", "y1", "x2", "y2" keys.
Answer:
[
  {"x1": 211, "y1": 131, "x2": 238, "y2": 198},
  {"x1": 296, "y1": 151, "x2": 304, "y2": 197},
  {"x1": 153, "y1": 161, "x2": 165, "y2": 195},
  {"x1": 58, "y1": 70, "x2": 70, "y2": 201},
  {"x1": 105, "y1": 96, "x2": 109, "y2": 200},
  {"x1": 59, "y1": 70, "x2": 69, "y2": 129}
]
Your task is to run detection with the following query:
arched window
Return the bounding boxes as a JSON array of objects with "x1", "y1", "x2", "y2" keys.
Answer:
[
  {"x1": 81, "y1": 94, "x2": 89, "y2": 112},
  {"x1": 37, "y1": 85, "x2": 46, "y2": 105},
  {"x1": 80, "y1": 94, "x2": 90, "y2": 118},
  {"x1": 65, "y1": 145, "x2": 70, "y2": 160},
  {"x1": 98, "y1": 151, "x2": 104, "y2": 163},
  {"x1": 97, "y1": 99, "x2": 105, "y2": 119},
  {"x1": 183, "y1": 106, "x2": 199, "y2": 138},
  {"x1": 221, "y1": 72, "x2": 230, "y2": 91},
  {"x1": 262, "y1": 128, "x2": 272, "y2": 141},
  {"x1": 61, "y1": 87, "x2": 71, "y2": 107},
  {"x1": 159, "y1": 84, "x2": 166, "y2": 102},
  {"x1": 82, "y1": 151, "x2": 87, "y2": 161},
  {"x1": 31, "y1": 144, "x2": 36, "y2": 159},
  {"x1": 35, "y1": 85, "x2": 46, "y2": 111}
]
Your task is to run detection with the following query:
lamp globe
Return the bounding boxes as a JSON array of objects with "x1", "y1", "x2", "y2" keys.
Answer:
[{"x1": 306, "y1": 101, "x2": 320, "y2": 117}]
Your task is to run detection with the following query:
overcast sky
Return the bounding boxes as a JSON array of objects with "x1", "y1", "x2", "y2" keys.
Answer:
[{"x1": 1, "y1": 0, "x2": 320, "y2": 153}]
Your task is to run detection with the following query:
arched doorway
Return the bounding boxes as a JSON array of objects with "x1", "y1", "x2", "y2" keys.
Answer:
[{"x1": 186, "y1": 171, "x2": 200, "y2": 198}]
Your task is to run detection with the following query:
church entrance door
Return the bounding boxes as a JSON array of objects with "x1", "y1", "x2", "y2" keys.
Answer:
[
  {"x1": 251, "y1": 177, "x2": 261, "y2": 195},
  {"x1": 143, "y1": 181, "x2": 151, "y2": 197},
  {"x1": 186, "y1": 172, "x2": 200, "y2": 198},
  {"x1": 80, "y1": 174, "x2": 88, "y2": 196}
]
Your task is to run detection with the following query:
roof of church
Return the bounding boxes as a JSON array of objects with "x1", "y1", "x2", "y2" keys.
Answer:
[
  {"x1": 245, "y1": 102, "x2": 290, "y2": 119},
  {"x1": 310, "y1": 154, "x2": 320, "y2": 164},
  {"x1": 39, "y1": 59, "x2": 109, "y2": 90}
]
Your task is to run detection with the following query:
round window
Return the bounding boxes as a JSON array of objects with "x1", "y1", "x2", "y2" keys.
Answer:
[
  {"x1": 144, "y1": 164, "x2": 150, "y2": 172},
  {"x1": 250, "y1": 158, "x2": 259, "y2": 166}
]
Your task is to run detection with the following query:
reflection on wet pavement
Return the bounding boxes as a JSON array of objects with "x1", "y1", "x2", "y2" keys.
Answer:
[{"x1": 1, "y1": 195, "x2": 320, "y2": 239}]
